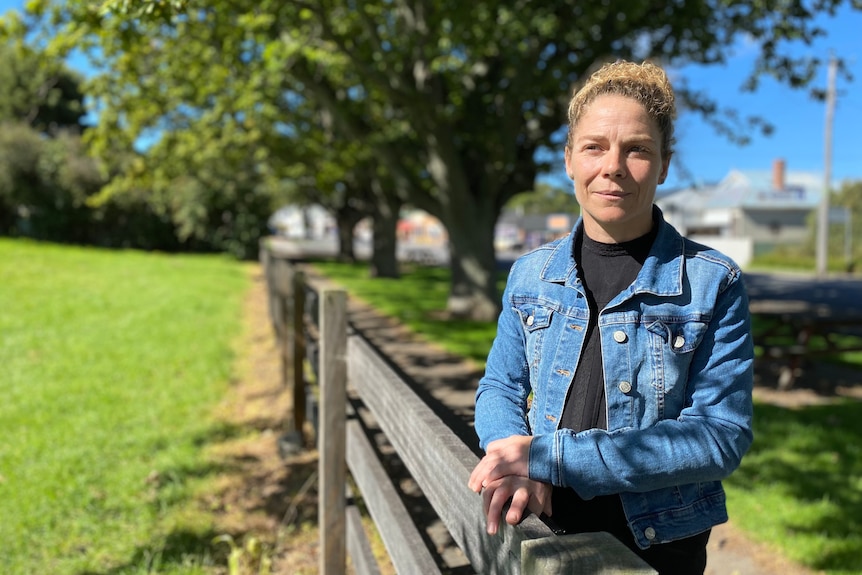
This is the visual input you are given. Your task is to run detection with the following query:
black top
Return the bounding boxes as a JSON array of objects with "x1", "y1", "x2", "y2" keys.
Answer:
[
  {"x1": 549, "y1": 221, "x2": 710, "y2": 573},
  {"x1": 559, "y1": 225, "x2": 656, "y2": 432}
]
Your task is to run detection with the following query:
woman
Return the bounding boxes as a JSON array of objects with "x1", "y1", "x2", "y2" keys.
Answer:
[{"x1": 467, "y1": 60, "x2": 754, "y2": 574}]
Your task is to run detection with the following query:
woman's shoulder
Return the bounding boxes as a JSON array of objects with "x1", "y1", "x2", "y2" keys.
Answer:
[
  {"x1": 681, "y1": 236, "x2": 743, "y2": 274},
  {"x1": 508, "y1": 235, "x2": 570, "y2": 273}
]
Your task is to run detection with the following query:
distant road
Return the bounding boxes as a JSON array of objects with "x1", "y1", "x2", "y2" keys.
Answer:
[{"x1": 744, "y1": 272, "x2": 862, "y2": 319}]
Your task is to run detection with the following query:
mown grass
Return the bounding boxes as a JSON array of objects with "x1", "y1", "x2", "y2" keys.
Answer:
[
  {"x1": 0, "y1": 238, "x2": 249, "y2": 575},
  {"x1": 750, "y1": 248, "x2": 860, "y2": 275},
  {"x1": 725, "y1": 401, "x2": 862, "y2": 574},
  {"x1": 312, "y1": 259, "x2": 862, "y2": 574},
  {"x1": 311, "y1": 260, "x2": 504, "y2": 364}
]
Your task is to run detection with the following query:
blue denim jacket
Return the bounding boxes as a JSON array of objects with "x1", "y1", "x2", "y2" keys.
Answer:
[{"x1": 474, "y1": 211, "x2": 754, "y2": 549}]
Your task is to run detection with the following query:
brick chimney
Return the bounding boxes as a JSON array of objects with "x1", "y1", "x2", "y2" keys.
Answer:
[{"x1": 772, "y1": 158, "x2": 786, "y2": 191}]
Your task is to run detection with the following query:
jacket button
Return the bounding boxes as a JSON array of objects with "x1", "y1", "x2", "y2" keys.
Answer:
[
  {"x1": 644, "y1": 527, "x2": 656, "y2": 540},
  {"x1": 618, "y1": 381, "x2": 632, "y2": 394},
  {"x1": 613, "y1": 330, "x2": 627, "y2": 343},
  {"x1": 526, "y1": 315, "x2": 534, "y2": 326},
  {"x1": 673, "y1": 335, "x2": 685, "y2": 349}
]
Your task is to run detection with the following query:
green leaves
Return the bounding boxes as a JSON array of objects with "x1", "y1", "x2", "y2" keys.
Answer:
[
  {"x1": 0, "y1": 43, "x2": 85, "y2": 133},
  {"x1": 96, "y1": 0, "x2": 188, "y2": 18},
  {"x1": 10, "y1": 0, "x2": 861, "y2": 310}
]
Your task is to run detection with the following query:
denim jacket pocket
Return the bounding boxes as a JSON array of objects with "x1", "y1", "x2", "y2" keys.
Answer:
[
  {"x1": 513, "y1": 300, "x2": 554, "y2": 371},
  {"x1": 645, "y1": 318, "x2": 709, "y2": 408},
  {"x1": 514, "y1": 301, "x2": 553, "y2": 331},
  {"x1": 646, "y1": 318, "x2": 709, "y2": 354}
]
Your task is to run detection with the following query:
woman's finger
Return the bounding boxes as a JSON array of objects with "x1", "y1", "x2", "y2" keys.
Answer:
[
  {"x1": 483, "y1": 480, "x2": 513, "y2": 535},
  {"x1": 506, "y1": 486, "x2": 530, "y2": 526}
]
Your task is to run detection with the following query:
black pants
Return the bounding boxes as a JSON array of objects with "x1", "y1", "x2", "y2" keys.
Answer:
[{"x1": 548, "y1": 487, "x2": 710, "y2": 575}]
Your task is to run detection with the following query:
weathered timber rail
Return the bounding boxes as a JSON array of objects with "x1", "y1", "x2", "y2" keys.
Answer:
[{"x1": 259, "y1": 240, "x2": 656, "y2": 575}]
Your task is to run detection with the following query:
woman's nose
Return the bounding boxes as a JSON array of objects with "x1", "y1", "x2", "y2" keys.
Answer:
[{"x1": 603, "y1": 151, "x2": 626, "y2": 178}]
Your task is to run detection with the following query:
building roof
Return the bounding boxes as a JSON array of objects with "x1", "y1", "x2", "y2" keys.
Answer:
[
  {"x1": 709, "y1": 169, "x2": 822, "y2": 209},
  {"x1": 658, "y1": 168, "x2": 823, "y2": 211}
]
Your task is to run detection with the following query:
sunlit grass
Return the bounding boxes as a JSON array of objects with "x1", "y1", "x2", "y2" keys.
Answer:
[
  {"x1": 0, "y1": 238, "x2": 249, "y2": 575},
  {"x1": 310, "y1": 260, "x2": 502, "y2": 364},
  {"x1": 726, "y1": 400, "x2": 862, "y2": 573}
]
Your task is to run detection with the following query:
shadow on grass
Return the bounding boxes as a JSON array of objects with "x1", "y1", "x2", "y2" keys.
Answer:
[
  {"x1": 191, "y1": 421, "x2": 246, "y2": 446},
  {"x1": 76, "y1": 417, "x2": 321, "y2": 575},
  {"x1": 727, "y1": 400, "x2": 862, "y2": 571},
  {"x1": 76, "y1": 527, "x2": 225, "y2": 575},
  {"x1": 310, "y1": 260, "x2": 502, "y2": 364}
]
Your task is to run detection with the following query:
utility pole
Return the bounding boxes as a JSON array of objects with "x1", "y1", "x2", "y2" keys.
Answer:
[{"x1": 816, "y1": 53, "x2": 837, "y2": 277}]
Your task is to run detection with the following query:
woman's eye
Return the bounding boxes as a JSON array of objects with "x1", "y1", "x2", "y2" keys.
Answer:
[{"x1": 629, "y1": 145, "x2": 652, "y2": 155}]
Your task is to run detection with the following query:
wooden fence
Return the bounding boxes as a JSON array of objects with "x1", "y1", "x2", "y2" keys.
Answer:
[{"x1": 260, "y1": 241, "x2": 656, "y2": 575}]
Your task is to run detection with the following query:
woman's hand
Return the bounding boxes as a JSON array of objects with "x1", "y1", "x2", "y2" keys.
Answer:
[
  {"x1": 468, "y1": 435, "x2": 533, "y2": 493},
  {"x1": 480, "y1": 476, "x2": 552, "y2": 535},
  {"x1": 468, "y1": 435, "x2": 549, "y2": 534}
]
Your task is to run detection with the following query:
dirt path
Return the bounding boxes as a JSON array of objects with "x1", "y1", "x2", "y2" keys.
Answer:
[
  {"x1": 213, "y1": 265, "x2": 831, "y2": 574},
  {"x1": 206, "y1": 267, "x2": 321, "y2": 574}
]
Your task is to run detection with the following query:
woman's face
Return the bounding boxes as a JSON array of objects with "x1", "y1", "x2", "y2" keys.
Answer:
[{"x1": 565, "y1": 93, "x2": 671, "y2": 243}]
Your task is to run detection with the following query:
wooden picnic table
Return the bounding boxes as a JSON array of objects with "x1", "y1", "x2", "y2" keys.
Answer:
[{"x1": 749, "y1": 295, "x2": 862, "y2": 389}]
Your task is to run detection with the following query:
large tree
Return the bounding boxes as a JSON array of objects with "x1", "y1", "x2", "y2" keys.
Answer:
[
  {"x1": 0, "y1": 25, "x2": 98, "y2": 237},
  {"x1": 0, "y1": 42, "x2": 85, "y2": 134},
  {"x1": 26, "y1": 0, "x2": 860, "y2": 319},
  {"x1": 267, "y1": 0, "x2": 860, "y2": 320}
]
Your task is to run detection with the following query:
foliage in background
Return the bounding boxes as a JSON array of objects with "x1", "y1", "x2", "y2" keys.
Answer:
[
  {"x1": 751, "y1": 179, "x2": 862, "y2": 273},
  {"x1": 0, "y1": 11, "x2": 279, "y2": 258},
  {"x1": 504, "y1": 181, "x2": 578, "y2": 216},
  {"x1": 15, "y1": 0, "x2": 862, "y2": 320},
  {"x1": 0, "y1": 238, "x2": 249, "y2": 574},
  {"x1": 0, "y1": 36, "x2": 97, "y2": 239},
  {"x1": 0, "y1": 27, "x2": 190, "y2": 251},
  {"x1": 0, "y1": 40, "x2": 85, "y2": 133},
  {"x1": 832, "y1": 180, "x2": 862, "y2": 270}
]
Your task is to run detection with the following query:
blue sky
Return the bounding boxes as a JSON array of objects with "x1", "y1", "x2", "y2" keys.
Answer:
[
  {"x1": 666, "y1": 4, "x2": 862, "y2": 190},
  {"x1": 2, "y1": 1, "x2": 860, "y2": 191}
]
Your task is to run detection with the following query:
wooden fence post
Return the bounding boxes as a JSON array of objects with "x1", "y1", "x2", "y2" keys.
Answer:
[
  {"x1": 319, "y1": 289, "x2": 348, "y2": 575},
  {"x1": 291, "y1": 270, "x2": 307, "y2": 442},
  {"x1": 259, "y1": 242, "x2": 276, "y2": 335}
]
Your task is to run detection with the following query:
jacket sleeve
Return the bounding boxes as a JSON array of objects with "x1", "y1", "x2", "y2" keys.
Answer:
[
  {"x1": 528, "y1": 270, "x2": 754, "y2": 499},
  {"x1": 474, "y1": 263, "x2": 533, "y2": 451}
]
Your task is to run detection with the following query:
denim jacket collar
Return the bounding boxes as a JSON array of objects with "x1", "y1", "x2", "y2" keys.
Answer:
[{"x1": 539, "y1": 206, "x2": 686, "y2": 298}]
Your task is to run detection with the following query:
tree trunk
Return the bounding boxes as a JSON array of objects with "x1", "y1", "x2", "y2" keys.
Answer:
[
  {"x1": 441, "y1": 204, "x2": 500, "y2": 322},
  {"x1": 369, "y1": 187, "x2": 400, "y2": 278},
  {"x1": 416, "y1": 128, "x2": 507, "y2": 322},
  {"x1": 334, "y1": 210, "x2": 357, "y2": 262},
  {"x1": 0, "y1": 206, "x2": 17, "y2": 236}
]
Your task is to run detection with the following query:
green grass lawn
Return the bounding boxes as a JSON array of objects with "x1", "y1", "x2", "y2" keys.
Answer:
[
  {"x1": 0, "y1": 239, "x2": 249, "y2": 575},
  {"x1": 311, "y1": 260, "x2": 504, "y2": 364},
  {"x1": 6, "y1": 240, "x2": 860, "y2": 573},
  {"x1": 312, "y1": 259, "x2": 862, "y2": 574},
  {"x1": 725, "y1": 401, "x2": 862, "y2": 574}
]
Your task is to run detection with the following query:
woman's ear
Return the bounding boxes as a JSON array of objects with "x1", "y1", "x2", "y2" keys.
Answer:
[
  {"x1": 564, "y1": 146, "x2": 574, "y2": 180},
  {"x1": 658, "y1": 153, "x2": 672, "y2": 184}
]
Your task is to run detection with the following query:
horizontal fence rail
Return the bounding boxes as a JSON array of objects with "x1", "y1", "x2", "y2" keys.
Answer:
[{"x1": 260, "y1": 239, "x2": 656, "y2": 575}]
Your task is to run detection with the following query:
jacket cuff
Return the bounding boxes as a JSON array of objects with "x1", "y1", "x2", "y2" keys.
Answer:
[{"x1": 528, "y1": 433, "x2": 559, "y2": 485}]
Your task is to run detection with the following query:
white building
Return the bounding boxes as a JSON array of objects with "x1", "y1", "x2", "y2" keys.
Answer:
[
  {"x1": 656, "y1": 159, "x2": 823, "y2": 267},
  {"x1": 268, "y1": 204, "x2": 335, "y2": 239}
]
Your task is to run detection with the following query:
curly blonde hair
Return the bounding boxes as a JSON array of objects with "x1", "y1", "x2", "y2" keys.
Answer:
[{"x1": 566, "y1": 60, "x2": 676, "y2": 156}]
